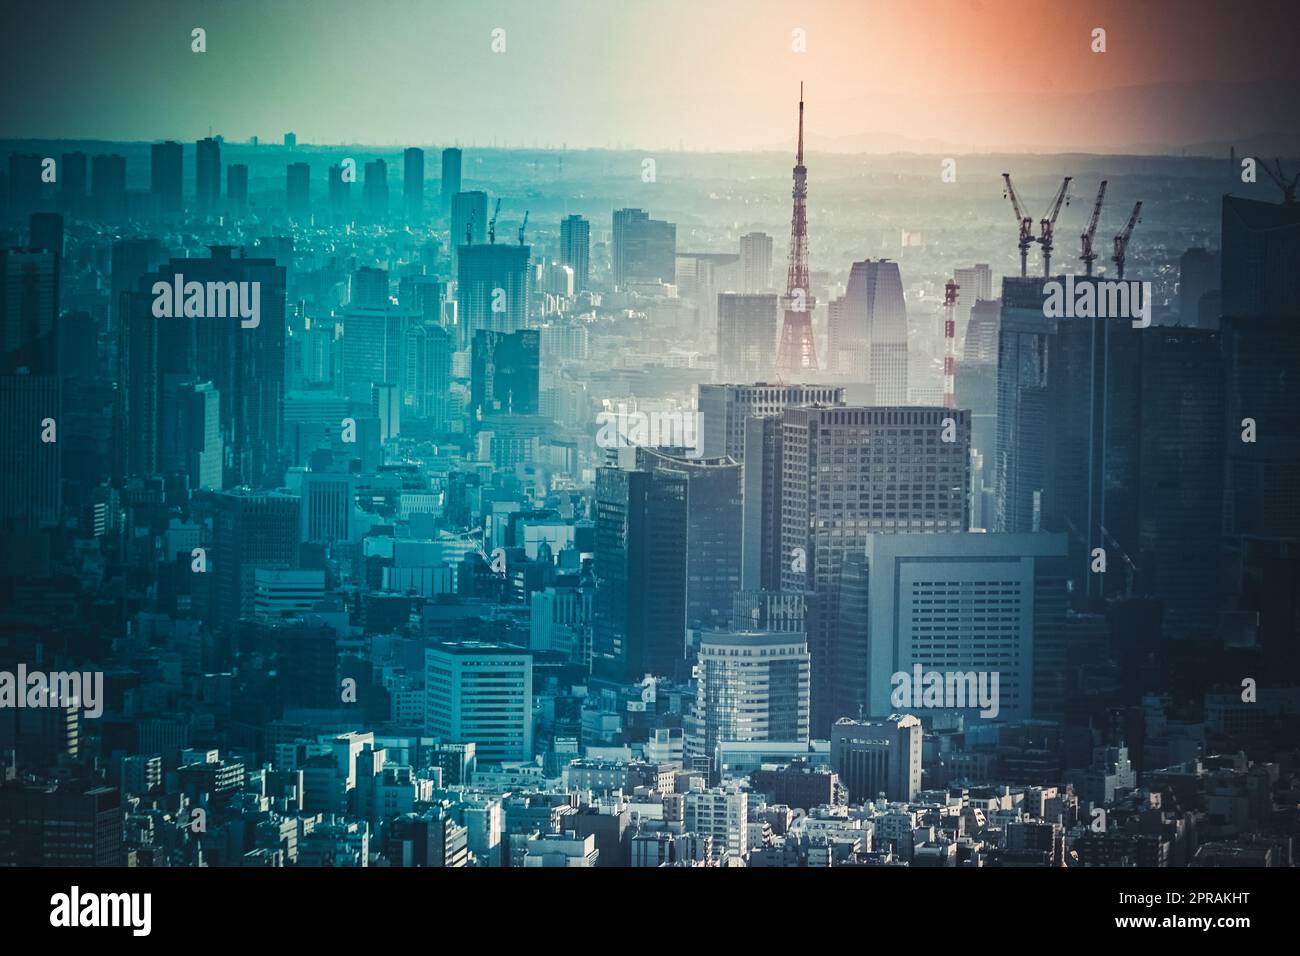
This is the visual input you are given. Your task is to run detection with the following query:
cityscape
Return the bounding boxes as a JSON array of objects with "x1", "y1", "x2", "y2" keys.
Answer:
[{"x1": 0, "y1": 0, "x2": 1297, "y2": 893}]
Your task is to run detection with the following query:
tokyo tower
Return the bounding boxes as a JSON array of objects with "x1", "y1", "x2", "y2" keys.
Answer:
[{"x1": 775, "y1": 83, "x2": 818, "y2": 377}]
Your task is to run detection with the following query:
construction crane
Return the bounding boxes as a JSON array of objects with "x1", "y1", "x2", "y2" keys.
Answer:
[
  {"x1": 1112, "y1": 201, "x2": 1143, "y2": 280},
  {"x1": 518, "y1": 210, "x2": 529, "y2": 245},
  {"x1": 1079, "y1": 180, "x2": 1108, "y2": 276},
  {"x1": 1036, "y1": 176, "x2": 1072, "y2": 276},
  {"x1": 487, "y1": 197, "x2": 502, "y2": 244},
  {"x1": 1002, "y1": 173, "x2": 1035, "y2": 277},
  {"x1": 1260, "y1": 158, "x2": 1299, "y2": 204}
]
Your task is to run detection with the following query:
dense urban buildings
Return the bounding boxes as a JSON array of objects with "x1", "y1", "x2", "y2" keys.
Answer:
[{"x1": 0, "y1": 1, "x2": 1296, "y2": 885}]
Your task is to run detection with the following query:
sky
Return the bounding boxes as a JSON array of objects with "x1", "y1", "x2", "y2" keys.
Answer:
[{"x1": 2, "y1": 0, "x2": 1297, "y2": 153}]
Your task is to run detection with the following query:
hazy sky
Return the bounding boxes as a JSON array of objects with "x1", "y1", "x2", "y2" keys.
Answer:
[{"x1": 2, "y1": 0, "x2": 1296, "y2": 153}]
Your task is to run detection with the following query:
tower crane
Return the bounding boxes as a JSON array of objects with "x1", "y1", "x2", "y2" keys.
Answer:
[
  {"x1": 1037, "y1": 177, "x2": 1072, "y2": 276},
  {"x1": 518, "y1": 210, "x2": 529, "y2": 245},
  {"x1": 1260, "y1": 158, "x2": 1298, "y2": 204},
  {"x1": 487, "y1": 197, "x2": 502, "y2": 244},
  {"x1": 1002, "y1": 173, "x2": 1035, "y2": 278},
  {"x1": 1112, "y1": 201, "x2": 1143, "y2": 280},
  {"x1": 1079, "y1": 180, "x2": 1108, "y2": 276}
]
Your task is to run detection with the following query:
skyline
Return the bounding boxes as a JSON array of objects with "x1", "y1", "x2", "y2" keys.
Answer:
[{"x1": 2, "y1": 0, "x2": 1298, "y2": 155}]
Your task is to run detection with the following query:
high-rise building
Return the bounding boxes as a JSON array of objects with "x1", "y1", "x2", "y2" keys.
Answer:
[
  {"x1": 0, "y1": 372, "x2": 60, "y2": 534},
  {"x1": 716, "y1": 294, "x2": 779, "y2": 383},
  {"x1": 697, "y1": 382, "x2": 844, "y2": 462},
  {"x1": 286, "y1": 162, "x2": 310, "y2": 220},
  {"x1": 560, "y1": 214, "x2": 590, "y2": 292},
  {"x1": 592, "y1": 466, "x2": 688, "y2": 683},
  {"x1": 470, "y1": 328, "x2": 539, "y2": 426},
  {"x1": 440, "y1": 147, "x2": 462, "y2": 213},
  {"x1": 226, "y1": 163, "x2": 248, "y2": 213},
  {"x1": 952, "y1": 263, "x2": 993, "y2": 345},
  {"x1": 424, "y1": 642, "x2": 533, "y2": 763},
  {"x1": 830, "y1": 715, "x2": 922, "y2": 803},
  {"x1": 994, "y1": 275, "x2": 1141, "y2": 597},
  {"x1": 125, "y1": 246, "x2": 287, "y2": 489},
  {"x1": 1221, "y1": 195, "x2": 1300, "y2": 320},
  {"x1": 450, "y1": 190, "x2": 488, "y2": 276},
  {"x1": 837, "y1": 532, "x2": 1069, "y2": 723},
  {"x1": 612, "y1": 208, "x2": 676, "y2": 288},
  {"x1": 363, "y1": 159, "x2": 388, "y2": 222},
  {"x1": 159, "y1": 377, "x2": 222, "y2": 491},
  {"x1": 210, "y1": 489, "x2": 300, "y2": 630},
  {"x1": 403, "y1": 147, "x2": 424, "y2": 222},
  {"x1": 780, "y1": 406, "x2": 971, "y2": 733},
  {"x1": 195, "y1": 137, "x2": 221, "y2": 214},
  {"x1": 0, "y1": 783, "x2": 123, "y2": 866},
  {"x1": 1137, "y1": 328, "x2": 1224, "y2": 638},
  {"x1": 350, "y1": 266, "x2": 389, "y2": 309},
  {"x1": 826, "y1": 259, "x2": 908, "y2": 399},
  {"x1": 696, "y1": 630, "x2": 810, "y2": 762},
  {"x1": 456, "y1": 242, "x2": 530, "y2": 349},
  {"x1": 328, "y1": 163, "x2": 351, "y2": 221},
  {"x1": 340, "y1": 306, "x2": 413, "y2": 403},
  {"x1": 739, "y1": 232, "x2": 774, "y2": 293},
  {"x1": 636, "y1": 447, "x2": 743, "y2": 631},
  {"x1": 150, "y1": 141, "x2": 183, "y2": 220},
  {"x1": 404, "y1": 321, "x2": 452, "y2": 427}
]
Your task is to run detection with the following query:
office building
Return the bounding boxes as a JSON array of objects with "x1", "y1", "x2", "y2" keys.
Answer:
[
  {"x1": 226, "y1": 163, "x2": 248, "y2": 212},
  {"x1": 695, "y1": 630, "x2": 810, "y2": 762},
  {"x1": 826, "y1": 259, "x2": 908, "y2": 400},
  {"x1": 440, "y1": 147, "x2": 462, "y2": 213},
  {"x1": 780, "y1": 406, "x2": 970, "y2": 733},
  {"x1": 470, "y1": 328, "x2": 539, "y2": 427},
  {"x1": 739, "y1": 231, "x2": 774, "y2": 293},
  {"x1": 286, "y1": 162, "x2": 310, "y2": 220},
  {"x1": 837, "y1": 532, "x2": 1069, "y2": 723},
  {"x1": 716, "y1": 293, "x2": 779, "y2": 383},
  {"x1": 612, "y1": 208, "x2": 676, "y2": 288},
  {"x1": 560, "y1": 214, "x2": 590, "y2": 292},
  {"x1": 697, "y1": 382, "x2": 843, "y2": 462},
  {"x1": 450, "y1": 190, "x2": 487, "y2": 275},
  {"x1": 210, "y1": 489, "x2": 300, "y2": 629},
  {"x1": 424, "y1": 642, "x2": 533, "y2": 763},
  {"x1": 363, "y1": 159, "x2": 388, "y2": 222},
  {"x1": 403, "y1": 147, "x2": 424, "y2": 222},
  {"x1": 457, "y1": 243, "x2": 530, "y2": 348},
  {"x1": 592, "y1": 466, "x2": 688, "y2": 683},
  {"x1": 150, "y1": 140, "x2": 183, "y2": 219},
  {"x1": 830, "y1": 715, "x2": 922, "y2": 803},
  {"x1": 0, "y1": 783, "x2": 123, "y2": 866},
  {"x1": 195, "y1": 137, "x2": 221, "y2": 214}
]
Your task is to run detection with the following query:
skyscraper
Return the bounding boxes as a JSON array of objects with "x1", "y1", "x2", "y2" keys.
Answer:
[
  {"x1": 696, "y1": 630, "x2": 810, "y2": 761},
  {"x1": 210, "y1": 489, "x2": 300, "y2": 630},
  {"x1": 456, "y1": 242, "x2": 530, "y2": 349},
  {"x1": 440, "y1": 147, "x2": 462, "y2": 213},
  {"x1": 636, "y1": 447, "x2": 743, "y2": 631},
  {"x1": 592, "y1": 466, "x2": 688, "y2": 683},
  {"x1": 696, "y1": 382, "x2": 844, "y2": 462},
  {"x1": 716, "y1": 294, "x2": 779, "y2": 383},
  {"x1": 560, "y1": 214, "x2": 590, "y2": 292},
  {"x1": 739, "y1": 232, "x2": 774, "y2": 293},
  {"x1": 328, "y1": 163, "x2": 351, "y2": 221},
  {"x1": 363, "y1": 159, "x2": 388, "y2": 222},
  {"x1": 826, "y1": 259, "x2": 908, "y2": 400},
  {"x1": 403, "y1": 147, "x2": 424, "y2": 222},
  {"x1": 195, "y1": 137, "x2": 221, "y2": 214},
  {"x1": 470, "y1": 328, "x2": 539, "y2": 426},
  {"x1": 150, "y1": 141, "x2": 183, "y2": 220},
  {"x1": 450, "y1": 190, "x2": 488, "y2": 276},
  {"x1": 286, "y1": 162, "x2": 310, "y2": 220},
  {"x1": 830, "y1": 715, "x2": 922, "y2": 803},
  {"x1": 612, "y1": 208, "x2": 676, "y2": 288},
  {"x1": 780, "y1": 406, "x2": 971, "y2": 733},
  {"x1": 90, "y1": 153, "x2": 126, "y2": 219}
]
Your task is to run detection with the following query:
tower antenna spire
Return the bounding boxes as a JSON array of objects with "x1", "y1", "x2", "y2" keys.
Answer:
[{"x1": 776, "y1": 84, "x2": 819, "y2": 378}]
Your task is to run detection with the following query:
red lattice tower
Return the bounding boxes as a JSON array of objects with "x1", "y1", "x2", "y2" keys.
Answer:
[
  {"x1": 775, "y1": 84, "x2": 818, "y2": 379},
  {"x1": 943, "y1": 278, "x2": 958, "y2": 409}
]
